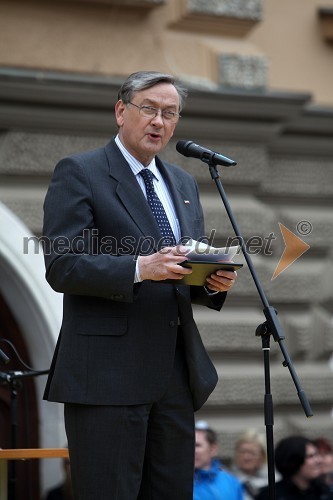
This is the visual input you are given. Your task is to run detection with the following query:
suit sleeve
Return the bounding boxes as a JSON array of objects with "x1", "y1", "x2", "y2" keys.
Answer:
[{"x1": 43, "y1": 157, "x2": 137, "y2": 302}]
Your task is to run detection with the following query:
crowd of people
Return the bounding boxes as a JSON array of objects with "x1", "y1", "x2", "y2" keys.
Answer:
[
  {"x1": 192, "y1": 422, "x2": 333, "y2": 500},
  {"x1": 44, "y1": 429, "x2": 333, "y2": 500}
]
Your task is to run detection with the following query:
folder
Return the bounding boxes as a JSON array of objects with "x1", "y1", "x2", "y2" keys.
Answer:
[{"x1": 163, "y1": 260, "x2": 243, "y2": 286}]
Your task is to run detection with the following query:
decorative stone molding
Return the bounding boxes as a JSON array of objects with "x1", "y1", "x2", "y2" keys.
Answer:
[
  {"x1": 318, "y1": 8, "x2": 333, "y2": 40},
  {"x1": 62, "y1": 0, "x2": 165, "y2": 6},
  {"x1": 107, "y1": 0, "x2": 165, "y2": 5},
  {"x1": 188, "y1": 0, "x2": 262, "y2": 19},
  {"x1": 169, "y1": 0, "x2": 262, "y2": 36},
  {"x1": 217, "y1": 53, "x2": 268, "y2": 90}
]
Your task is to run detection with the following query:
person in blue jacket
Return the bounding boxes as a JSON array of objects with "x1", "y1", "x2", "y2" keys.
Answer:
[{"x1": 194, "y1": 422, "x2": 244, "y2": 500}]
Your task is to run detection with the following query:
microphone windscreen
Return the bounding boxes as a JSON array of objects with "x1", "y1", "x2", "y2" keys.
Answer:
[{"x1": 176, "y1": 140, "x2": 192, "y2": 156}]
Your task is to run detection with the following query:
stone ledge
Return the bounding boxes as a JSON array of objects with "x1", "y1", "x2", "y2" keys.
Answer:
[
  {"x1": 208, "y1": 366, "x2": 333, "y2": 406},
  {"x1": 57, "y1": 0, "x2": 165, "y2": 6},
  {"x1": 202, "y1": 195, "x2": 276, "y2": 241},
  {"x1": 195, "y1": 308, "x2": 333, "y2": 359},
  {"x1": 161, "y1": 140, "x2": 267, "y2": 185},
  {"x1": 210, "y1": 258, "x2": 323, "y2": 304},
  {"x1": 195, "y1": 307, "x2": 333, "y2": 363},
  {"x1": 168, "y1": 0, "x2": 262, "y2": 36},
  {"x1": 277, "y1": 209, "x2": 333, "y2": 251},
  {"x1": 195, "y1": 308, "x2": 277, "y2": 352},
  {"x1": 280, "y1": 311, "x2": 333, "y2": 360},
  {"x1": 198, "y1": 300, "x2": 333, "y2": 355},
  {"x1": 270, "y1": 134, "x2": 333, "y2": 158},
  {"x1": 262, "y1": 157, "x2": 333, "y2": 196},
  {"x1": 0, "y1": 68, "x2": 314, "y2": 139},
  {"x1": 0, "y1": 197, "x2": 44, "y2": 234},
  {"x1": 256, "y1": 260, "x2": 324, "y2": 304},
  {"x1": 0, "y1": 132, "x2": 108, "y2": 175}
]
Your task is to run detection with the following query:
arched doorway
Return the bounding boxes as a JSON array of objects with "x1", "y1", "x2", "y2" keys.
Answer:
[
  {"x1": 0, "y1": 201, "x2": 64, "y2": 498},
  {"x1": 0, "y1": 293, "x2": 40, "y2": 499}
]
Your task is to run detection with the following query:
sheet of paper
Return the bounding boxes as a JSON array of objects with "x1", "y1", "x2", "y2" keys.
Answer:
[{"x1": 184, "y1": 239, "x2": 239, "y2": 263}]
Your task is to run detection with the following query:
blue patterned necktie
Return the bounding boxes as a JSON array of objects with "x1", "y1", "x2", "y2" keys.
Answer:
[{"x1": 139, "y1": 168, "x2": 176, "y2": 247}]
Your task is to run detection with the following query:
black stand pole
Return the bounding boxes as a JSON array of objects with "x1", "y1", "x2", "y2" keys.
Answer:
[
  {"x1": 206, "y1": 160, "x2": 313, "y2": 499},
  {"x1": 258, "y1": 327, "x2": 276, "y2": 499},
  {"x1": 0, "y1": 369, "x2": 49, "y2": 500}
]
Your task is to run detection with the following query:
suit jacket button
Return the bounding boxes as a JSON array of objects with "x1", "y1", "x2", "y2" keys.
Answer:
[
  {"x1": 169, "y1": 320, "x2": 176, "y2": 328},
  {"x1": 111, "y1": 294, "x2": 124, "y2": 300}
]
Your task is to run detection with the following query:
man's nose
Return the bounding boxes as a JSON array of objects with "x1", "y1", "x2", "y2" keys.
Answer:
[{"x1": 151, "y1": 110, "x2": 164, "y2": 125}]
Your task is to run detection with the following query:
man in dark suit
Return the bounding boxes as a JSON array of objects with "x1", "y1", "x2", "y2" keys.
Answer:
[{"x1": 43, "y1": 71, "x2": 237, "y2": 500}]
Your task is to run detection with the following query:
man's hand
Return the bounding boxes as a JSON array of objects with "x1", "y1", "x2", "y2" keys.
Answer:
[
  {"x1": 205, "y1": 269, "x2": 237, "y2": 293},
  {"x1": 138, "y1": 246, "x2": 192, "y2": 281}
]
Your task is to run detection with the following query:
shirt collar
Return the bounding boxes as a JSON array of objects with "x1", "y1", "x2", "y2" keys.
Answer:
[
  {"x1": 115, "y1": 134, "x2": 159, "y2": 181},
  {"x1": 194, "y1": 459, "x2": 221, "y2": 481}
]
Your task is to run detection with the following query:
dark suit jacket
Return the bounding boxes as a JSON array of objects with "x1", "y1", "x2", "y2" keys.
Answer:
[
  {"x1": 255, "y1": 478, "x2": 333, "y2": 500},
  {"x1": 43, "y1": 138, "x2": 225, "y2": 411}
]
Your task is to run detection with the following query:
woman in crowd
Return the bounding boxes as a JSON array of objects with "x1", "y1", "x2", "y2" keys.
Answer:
[
  {"x1": 231, "y1": 430, "x2": 268, "y2": 499},
  {"x1": 256, "y1": 435, "x2": 333, "y2": 500},
  {"x1": 314, "y1": 437, "x2": 333, "y2": 492}
]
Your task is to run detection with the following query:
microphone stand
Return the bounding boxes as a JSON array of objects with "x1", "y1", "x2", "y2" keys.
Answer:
[
  {"x1": 204, "y1": 158, "x2": 313, "y2": 500},
  {"x1": 0, "y1": 343, "x2": 49, "y2": 500}
]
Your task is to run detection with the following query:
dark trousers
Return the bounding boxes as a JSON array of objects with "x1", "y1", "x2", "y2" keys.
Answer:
[{"x1": 64, "y1": 333, "x2": 195, "y2": 500}]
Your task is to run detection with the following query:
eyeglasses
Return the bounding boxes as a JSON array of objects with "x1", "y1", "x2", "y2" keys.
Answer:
[
  {"x1": 127, "y1": 102, "x2": 180, "y2": 123},
  {"x1": 305, "y1": 451, "x2": 320, "y2": 460}
]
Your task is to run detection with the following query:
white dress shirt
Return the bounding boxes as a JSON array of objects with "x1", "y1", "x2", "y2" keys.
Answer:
[{"x1": 115, "y1": 135, "x2": 180, "y2": 282}]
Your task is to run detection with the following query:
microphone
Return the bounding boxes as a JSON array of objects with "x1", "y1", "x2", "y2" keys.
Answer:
[
  {"x1": 176, "y1": 140, "x2": 237, "y2": 167},
  {"x1": 0, "y1": 348, "x2": 10, "y2": 364}
]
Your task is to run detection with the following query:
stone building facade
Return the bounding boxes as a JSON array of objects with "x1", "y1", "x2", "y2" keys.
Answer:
[{"x1": 0, "y1": 0, "x2": 333, "y2": 496}]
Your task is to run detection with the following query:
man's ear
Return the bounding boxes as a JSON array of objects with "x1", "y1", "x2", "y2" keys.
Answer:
[
  {"x1": 210, "y1": 443, "x2": 219, "y2": 459},
  {"x1": 115, "y1": 100, "x2": 126, "y2": 127}
]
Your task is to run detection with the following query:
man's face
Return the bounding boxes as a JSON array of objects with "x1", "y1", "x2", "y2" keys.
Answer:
[
  {"x1": 115, "y1": 82, "x2": 180, "y2": 166},
  {"x1": 194, "y1": 430, "x2": 218, "y2": 471}
]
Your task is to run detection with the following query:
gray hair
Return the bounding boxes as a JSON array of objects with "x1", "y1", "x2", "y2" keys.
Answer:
[{"x1": 117, "y1": 71, "x2": 188, "y2": 111}]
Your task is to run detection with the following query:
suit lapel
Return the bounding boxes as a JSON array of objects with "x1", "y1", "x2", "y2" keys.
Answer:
[
  {"x1": 105, "y1": 140, "x2": 163, "y2": 251},
  {"x1": 105, "y1": 139, "x2": 195, "y2": 249},
  {"x1": 156, "y1": 157, "x2": 193, "y2": 240}
]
